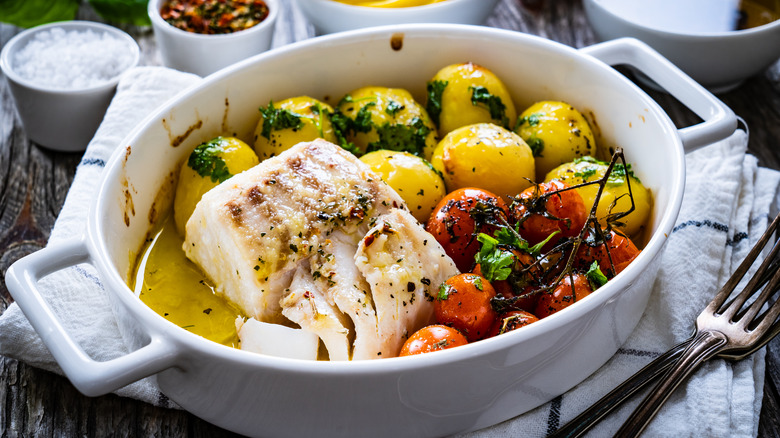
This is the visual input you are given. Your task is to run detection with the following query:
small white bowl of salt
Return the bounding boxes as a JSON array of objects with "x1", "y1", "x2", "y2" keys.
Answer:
[{"x1": 0, "y1": 21, "x2": 139, "y2": 152}]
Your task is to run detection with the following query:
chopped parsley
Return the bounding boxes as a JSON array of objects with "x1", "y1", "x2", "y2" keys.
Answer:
[
  {"x1": 425, "y1": 79, "x2": 448, "y2": 128},
  {"x1": 474, "y1": 234, "x2": 515, "y2": 282},
  {"x1": 385, "y1": 100, "x2": 404, "y2": 116},
  {"x1": 525, "y1": 136, "x2": 544, "y2": 157},
  {"x1": 515, "y1": 112, "x2": 543, "y2": 129},
  {"x1": 573, "y1": 156, "x2": 641, "y2": 184},
  {"x1": 469, "y1": 86, "x2": 509, "y2": 128},
  {"x1": 366, "y1": 117, "x2": 431, "y2": 157},
  {"x1": 328, "y1": 109, "x2": 363, "y2": 155},
  {"x1": 353, "y1": 102, "x2": 376, "y2": 133},
  {"x1": 187, "y1": 137, "x2": 233, "y2": 183},
  {"x1": 438, "y1": 283, "x2": 454, "y2": 300},
  {"x1": 586, "y1": 260, "x2": 609, "y2": 289},
  {"x1": 258, "y1": 101, "x2": 304, "y2": 139},
  {"x1": 574, "y1": 167, "x2": 598, "y2": 180}
]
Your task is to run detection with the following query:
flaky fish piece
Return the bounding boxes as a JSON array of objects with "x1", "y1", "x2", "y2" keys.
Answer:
[{"x1": 185, "y1": 139, "x2": 458, "y2": 360}]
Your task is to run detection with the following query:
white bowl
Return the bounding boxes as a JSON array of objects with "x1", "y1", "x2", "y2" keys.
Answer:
[
  {"x1": 6, "y1": 25, "x2": 736, "y2": 437},
  {"x1": 148, "y1": 0, "x2": 279, "y2": 77},
  {"x1": 0, "y1": 21, "x2": 139, "y2": 152},
  {"x1": 295, "y1": 0, "x2": 501, "y2": 34},
  {"x1": 584, "y1": 0, "x2": 780, "y2": 93}
]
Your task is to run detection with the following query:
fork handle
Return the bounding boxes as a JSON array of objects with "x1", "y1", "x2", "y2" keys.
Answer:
[
  {"x1": 549, "y1": 339, "x2": 693, "y2": 438},
  {"x1": 615, "y1": 330, "x2": 728, "y2": 437}
]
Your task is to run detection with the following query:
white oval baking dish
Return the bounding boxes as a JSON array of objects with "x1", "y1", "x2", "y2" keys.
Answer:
[{"x1": 6, "y1": 24, "x2": 735, "y2": 437}]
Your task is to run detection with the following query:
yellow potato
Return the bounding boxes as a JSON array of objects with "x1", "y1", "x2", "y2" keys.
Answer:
[
  {"x1": 514, "y1": 100, "x2": 596, "y2": 182},
  {"x1": 360, "y1": 150, "x2": 446, "y2": 222},
  {"x1": 430, "y1": 123, "x2": 535, "y2": 198},
  {"x1": 174, "y1": 136, "x2": 259, "y2": 235},
  {"x1": 545, "y1": 156, "x2": 652, "y2": 237},
  {"x1": 336, "y1": 86, "x2": 438, "y2": 159},
  {"x1": 426, "y1": 62, "x2": 517, "y2": 138},
  {"x1": 254, "y1": 96, "x2": 337, "y2": 160}
]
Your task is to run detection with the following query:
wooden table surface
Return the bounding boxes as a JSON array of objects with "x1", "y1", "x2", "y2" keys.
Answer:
[{"x1": 1, "y1": 0, "x2": 779, "y2": 436}]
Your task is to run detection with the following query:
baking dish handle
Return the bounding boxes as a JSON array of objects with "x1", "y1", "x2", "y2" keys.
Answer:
[
  {"x1": 4, "y1": 238, "x2": 180, "y2": 397},
  {"x1": 580, "y1": 37, "x2": 737, "y2": 152}
]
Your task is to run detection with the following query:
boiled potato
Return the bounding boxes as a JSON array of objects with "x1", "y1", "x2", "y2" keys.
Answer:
[
  {"x1": 335, "y1": 86, "x2": 438, "y2": 159},
  {"x1": 360, "y1": 150, "x2": 446, "y2": 222},
  {"x1": 545, "y1": 156, "x2": 651, "y2": 237},
  {"x1": 426, "y1": 62, "x2": 517, "y2": 138},
  {"x1": 174, "y1": 136, "x2": 259, "y2": 235},
  {"x1": 430, "y1": 123, "x2": 535, "y2": 198},
  {"x1": 254, "y1": 96, "x2": 337, "y2": 160},
  {"x1": 514, "y1": 101, "x2": 596, "y2": 182}
]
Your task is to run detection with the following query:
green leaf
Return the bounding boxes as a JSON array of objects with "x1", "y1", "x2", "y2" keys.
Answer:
[
  {"x1": 353, "y1": 102, "x2": 376, "y2": 133},
  {"x1": 366, "y1": 117, "x2": 430, "y2": 157},
  {"x1": 526, "y1": 136, "x2": 544, "y2": 157},
  {"x1": 385, "y1": 100, "x2": 404, "y2": 116},
  {"x1": 469, "y1": 86, "x2": 509, "y2": 128},
  {"x1": 573, "y1": 156, "x2": 640, "y2": 184},
  {"x1": 89, "y1": 0, "x2": 151, "y2": 26},
  {"x1": 1, "y1": 0, "x2": 79, "y2": 28},
  {"x1": 494, "y1": 225, "x2": 524, "y2": 248},
  {"x1": 474, "y1": 234, "x2": 515, "y2": 282},
  {"x1": 515, "y1": 112, "x2": 542, "y2": 129},
  {"x1": 425, "y1": 80, "x2": 448, "y2": 128},
  {"x1": 259, "y1": 101, "x2": 304, "y2": 140},
  {"x1": 437, "y1": 283, "x2": 454, "y2": 300},
  {"x1": 586, "y1": 260, "x2": 609, "y2": 289},
  {"x1": 327, "y1": 110, "x2": 363, "y2": 156},
  {"x1": 187, "y1": 137, "x2": 234, "y2": 183}
]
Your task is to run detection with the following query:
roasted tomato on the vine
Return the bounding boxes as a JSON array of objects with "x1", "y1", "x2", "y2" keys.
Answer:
[
  {"x1": 489, "y1": 310, "x2": 539, "y2": 337},
  {"x1": 534, "y1": 272, "x2": 593, "y2": 318},
  {"x1": 426, "y1": 187, "x2": 510, "y2": 272},
  {"x1": 512, "y1": 180, "x2": 588, "y2": 248},
  {"x1": 577, "y1": 228, "x2": 640, "y2": 277},
  {"x1": 435, "y1": 273, "x2": 498, "y2": 341},
  {"x1": 399, "y1": 325, "x2": 468, "y2": 356}
]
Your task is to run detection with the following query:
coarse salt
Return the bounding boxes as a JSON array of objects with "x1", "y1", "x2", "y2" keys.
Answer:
[{"x1": 12, "y1": 27, "x2": 135, "y2": 90}]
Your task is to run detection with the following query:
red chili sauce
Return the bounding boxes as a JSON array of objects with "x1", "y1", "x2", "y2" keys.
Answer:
[{"x1": 160, "y1": 0, "x2": 270, "y2": 34}]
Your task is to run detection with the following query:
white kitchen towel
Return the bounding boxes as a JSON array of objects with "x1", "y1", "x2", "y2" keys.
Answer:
[
  {"x1": 468, "y1": 129, "x2": 780, "y2": 437},
  {"x1": 1, "y1": 67, "x2": 778, "y2": 436},
  {"x1": 0, "y1": 66, "x2": 200, "y2": 406}
]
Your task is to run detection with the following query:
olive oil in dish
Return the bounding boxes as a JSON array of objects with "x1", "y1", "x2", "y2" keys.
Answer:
[{"x1": 133, "y1": 215, "x2": 241, "y2": 348}]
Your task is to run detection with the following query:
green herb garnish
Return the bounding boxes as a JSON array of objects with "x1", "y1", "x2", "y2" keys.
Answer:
[
  {"x1": 425, "y1": 80, "x2": 448, "y2": 128},
  {"x1": 469, "y1": 86, "x2": 509, "y2": 128},
  {"x1": 258, "y1": 101, "x2": 304, "y2": 140},
  {"x1": 366, "y1": 117, "x2": 431, "y2": 157},
  {"x1": 438, "y1": 283, "x2": 454, "y2": 300},
  {"x1": 586, "y1": 260, "x2": 609, "y2": 289},
  {"x1": 187, "y1": 137, "x2": 233, "y2": 183},
  {"x1": 474, "y1": 234, "x2": 515, "y2": 282},
  {"x1": 526, "y1": 136, "x2": 544, "y2": 157},
  {"x1": 385, "y1": 100, "x2": 404, "y2": 116}
]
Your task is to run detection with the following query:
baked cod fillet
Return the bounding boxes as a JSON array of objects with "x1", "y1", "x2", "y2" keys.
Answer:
[{"x1": 184, "y1": 139, "x2": 459, "y2": 360}]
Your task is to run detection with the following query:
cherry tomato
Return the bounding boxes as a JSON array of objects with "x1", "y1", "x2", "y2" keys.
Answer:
[
  {"x1": 577, "y1": 228, "x2": 640, "y2": 277},
  {"x1": 488, "y1": 310, "x2": 540, "y2": 337},
  {"x1": 534, "y1": 272, "x2": 593, "y2": 318},
  {"x1": 426, "y1": 188, "x2": 510, "y2": 272},
  {"x1": 473, "y1": 248, "x2": 539, "y2": 312},
  {"x1": 434, "y1": 273, "x2": 498, "y2": 341},
  {"x1": 399, "y1": 325, "x2": 468, "y2": 356},
  {"x1": 512, "y1": 180, "x2": 588, "y2": 247}
]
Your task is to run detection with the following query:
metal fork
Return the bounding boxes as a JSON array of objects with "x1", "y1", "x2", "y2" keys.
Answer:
[
  {"x1": 616, "y1": 211, "x2": 780, "y2": 436},
  {"x1": 550, "y1": 211, "x2": 780, "y2": 438}
]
